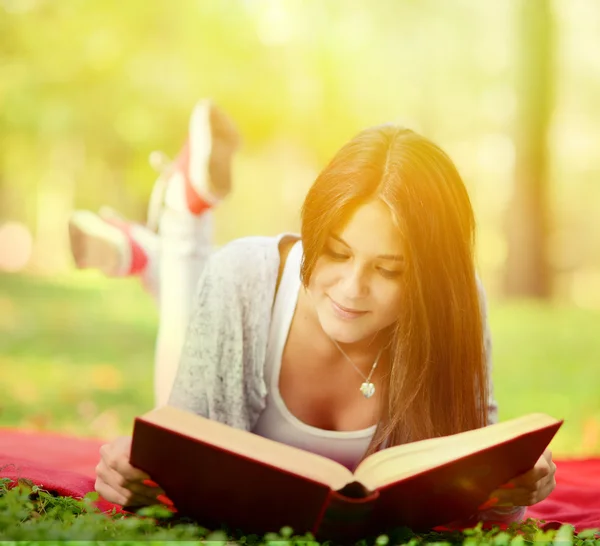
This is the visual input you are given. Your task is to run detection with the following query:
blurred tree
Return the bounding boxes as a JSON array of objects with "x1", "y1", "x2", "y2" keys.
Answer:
[{"x1": 503, "y1": 0, "x2": 555, "y2": 298}]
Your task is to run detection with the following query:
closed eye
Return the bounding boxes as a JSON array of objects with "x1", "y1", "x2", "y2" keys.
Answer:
[
  {"x1": 377, "y1": 267, "x2": 402, "y2": 279},
  {"x1": 324, "y1": 246, "x2": 349, "y2": 260}
]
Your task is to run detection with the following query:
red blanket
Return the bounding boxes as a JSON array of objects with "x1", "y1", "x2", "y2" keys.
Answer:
[{"x1": 1, "y1": 428, "x2": 599, "y2": 532}]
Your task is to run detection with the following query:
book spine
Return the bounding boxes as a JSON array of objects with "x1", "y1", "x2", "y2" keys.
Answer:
[{"x1": 313, "y1": 489, "x2": 380, "y2": 542}]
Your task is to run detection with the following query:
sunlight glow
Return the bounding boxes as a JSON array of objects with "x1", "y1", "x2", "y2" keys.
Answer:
[{"x1": 0, "y1": 221, "x2": 33, "y2": 272}]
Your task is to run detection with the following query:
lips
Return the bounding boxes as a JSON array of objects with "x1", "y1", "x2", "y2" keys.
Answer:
[{"x1": 329, "y1": 297, "x2": 368, "y2": 320}]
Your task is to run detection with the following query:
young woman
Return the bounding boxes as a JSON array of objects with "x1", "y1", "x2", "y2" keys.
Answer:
[{"x1": 83, "y1": 104, "x2": 556, "y2": 527}]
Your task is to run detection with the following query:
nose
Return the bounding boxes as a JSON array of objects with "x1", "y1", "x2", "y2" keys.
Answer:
[{"x1": 340, "y1": 263, "x2": 369, "y2": 299}]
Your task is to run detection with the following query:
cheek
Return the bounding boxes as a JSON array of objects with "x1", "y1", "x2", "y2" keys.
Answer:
[
  {"x1": 372, "y1": 283, "x2": 403, "y2": 322},
  {"x1": 310, "y1": 261, "x2": 341, "y2": 292}
]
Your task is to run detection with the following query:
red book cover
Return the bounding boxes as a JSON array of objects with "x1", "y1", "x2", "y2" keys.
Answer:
[
  {"x1": 130, "y1": 419, "x2": 333, "y2": 535},
  {"x1": 370, "y1": 419, "x2": 562, "y2": 532},
  {"x1": 129, "y1": 407, "x2": 563, "y2": 541}
]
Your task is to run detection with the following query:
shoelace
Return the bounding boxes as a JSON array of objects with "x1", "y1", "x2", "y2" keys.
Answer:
[{"x1": 146, "y1": 150, "x2": 172, "y2": 233}]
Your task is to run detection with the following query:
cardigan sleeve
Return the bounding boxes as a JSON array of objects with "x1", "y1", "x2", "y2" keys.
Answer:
[
  {"x1": 166, "y1": 236, "x2": 279, "y2": 430},
  {"x1": 166, "y1": 242, "x2": 239, "y2": 421}
]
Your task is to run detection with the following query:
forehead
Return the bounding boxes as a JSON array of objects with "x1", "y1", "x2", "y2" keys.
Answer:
[{"x1": 332, "y1": 199, "x2": 404, "y2": 256}]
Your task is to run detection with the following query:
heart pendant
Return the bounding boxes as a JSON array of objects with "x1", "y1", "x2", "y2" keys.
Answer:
[{"x1": 360, "y1": 381, "x2": 375, "y2": 398}]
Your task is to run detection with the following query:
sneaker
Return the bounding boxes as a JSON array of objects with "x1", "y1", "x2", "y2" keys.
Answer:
[
  {"x1": 146, "y1": 99, "x2": 241, "y2": 230},
  {"x1": 68, "y1": 210, "x2": 148, "y2": 277}
]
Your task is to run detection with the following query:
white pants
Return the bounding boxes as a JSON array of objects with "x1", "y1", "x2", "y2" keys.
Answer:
[{"x1": 143, "y1": 207, "x2": 215, "y2": 408}]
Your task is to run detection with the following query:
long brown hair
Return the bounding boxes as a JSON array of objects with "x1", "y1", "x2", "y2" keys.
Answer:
[{"x1": 300, "y1": 124, "x2": 490, "y2": 456}]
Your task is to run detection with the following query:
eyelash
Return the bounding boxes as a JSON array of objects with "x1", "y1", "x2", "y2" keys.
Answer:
[
  {"x1": 378, "y1": 268, "x2": 402, "y2": 279},
  {"x1": 323, "y1": 246, "x2": 402, "y2": 279},
  {"x1": 324, "y1": 247, "x2": 348, "y2": 260}
]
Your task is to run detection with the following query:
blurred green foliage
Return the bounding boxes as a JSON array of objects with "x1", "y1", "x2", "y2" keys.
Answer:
[{"x1": 1, "y1": 1, "x2": 599, "y2": 291}]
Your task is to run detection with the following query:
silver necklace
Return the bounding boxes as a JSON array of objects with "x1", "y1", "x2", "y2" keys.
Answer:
[{"x1": 330, "y1": 338, "x2": 383, "y2": 399}]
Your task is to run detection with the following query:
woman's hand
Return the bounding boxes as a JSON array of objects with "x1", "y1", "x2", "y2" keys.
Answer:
[
  {"x1": 95, "y1": 435, "x2": 165, "y2": 508},
  {"x1": 479, "y1": 449, "x2": 557, "y2": 510}
]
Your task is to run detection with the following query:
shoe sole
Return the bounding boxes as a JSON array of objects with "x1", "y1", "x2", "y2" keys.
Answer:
[
  {"x1": 207, "y1": 102, "x2": 241, "y2": 200},
  {"x1": 67, "y1": 211, "x2": 129, "y2": 276}
]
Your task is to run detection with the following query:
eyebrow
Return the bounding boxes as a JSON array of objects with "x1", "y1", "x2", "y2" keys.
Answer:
[{"x1": 330, "y1": 234, "x2": 405, "y2": 262}]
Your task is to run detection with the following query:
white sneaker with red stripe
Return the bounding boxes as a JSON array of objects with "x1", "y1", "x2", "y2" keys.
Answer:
[
  {"x1": 68, "y1": 208, "x2": 156, "y2": 278},
  {"x1": 147, "y1": 99, "x2": 240, "y2": 230},
  {"x1": 67, "y1": 98, "x2": 238, "y2": 284}
]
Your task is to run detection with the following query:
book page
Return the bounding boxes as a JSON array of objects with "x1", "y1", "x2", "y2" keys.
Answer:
[{"x1": 353, "y1": 413, "x2": 560, "y2": 490}]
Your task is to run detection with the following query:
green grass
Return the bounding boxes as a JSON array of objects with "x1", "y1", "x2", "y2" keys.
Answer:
[
  {"x1": 488, "y1": 301, "x2": 600, "y2": 456},
  {"x1": 0, "y1": 270, "x2": 157, "y2": 440},
  {"x1": 1, "y1": 269, "x2": 599, "y2": 455},
  {"x1": 1, "y1": 478, "x2": 598, "y2": 544}
]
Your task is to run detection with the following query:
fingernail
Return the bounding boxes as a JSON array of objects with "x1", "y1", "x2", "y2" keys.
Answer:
[
  {"x1": 478, "y1": 497, "x2": 499, "y2": 511},
  {"x1": 143, "y1": 479, "x2": 160, "y2": 488},
  {"x1": 499, "y1": 482, "x2": 515, "y2": 490},
  {"x1": 157, "y1": 493, "x2": 174, "y2": 506}
]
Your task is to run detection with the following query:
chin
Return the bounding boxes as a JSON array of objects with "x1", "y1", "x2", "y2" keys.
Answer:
[{"x1": 318, "y1": 310, "x2": 371, "y2": 345}]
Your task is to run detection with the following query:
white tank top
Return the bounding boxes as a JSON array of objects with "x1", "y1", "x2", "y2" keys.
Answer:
[{"x1": 252, "y1": 240, "x2": 376, "y2": 471}]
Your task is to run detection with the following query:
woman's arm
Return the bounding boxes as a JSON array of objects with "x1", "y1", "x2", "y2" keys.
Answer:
[
  {"x1": 166, "y1": 236, "x2": 281, "y2": 430},
  {"x1": 166, "y1": 240, "x2": 246, "y2": 419}
]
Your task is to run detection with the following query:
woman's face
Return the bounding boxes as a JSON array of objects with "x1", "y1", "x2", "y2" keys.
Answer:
[{"x1": 308, "y1": 199, "x2": 406, "y2": 345}]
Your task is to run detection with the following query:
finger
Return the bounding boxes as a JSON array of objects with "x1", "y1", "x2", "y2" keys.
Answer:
[
  {"x1": 497, "y1": 468, "x2": 558, "y2": 506},
  {"x1": 95, "y1": 478, "x2": 125, "y2": 505},
  {"x1": 129, "y1": 480, "x2": 165, "y2": 500},
  {"x1": 536, "y1": 473, "x2": 556, "y2": 501},
  {"x1": 510, "y1": 465, "x2": 550, "y2": 488},
  {"x1": 487, "y1": 487, "x2": 537, "y2": 507},
  {"x1": 96, "y1": 477, "x2": 162, "y2": 508},
  {"x1": 113, "y1": 456, "x2": 152, "y2": 485},
  {"x1": 124, "y1": 490, "x2": 166, "y2": 509},
  {"x1": 117, "y1": 487, "x2": 160, "y2": 508},
  {"x1": 95, "y1": 477, "x2": 135, "y2": 507},
  {"x1": 97, "y1": 461, "x2": 164, "y2": 500},
  {"x1": 99, "y1": 443, "x2": 151, "y2": 483}
]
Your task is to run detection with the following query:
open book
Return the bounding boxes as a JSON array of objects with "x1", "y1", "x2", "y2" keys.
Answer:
[{"x1": 130, "y1": 406, "x2": 562, "y2": 541}]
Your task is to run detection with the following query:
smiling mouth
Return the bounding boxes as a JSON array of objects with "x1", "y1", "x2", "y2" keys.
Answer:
[{"x1": 329, "y1": 297, "x2": 368, "y2": 319}]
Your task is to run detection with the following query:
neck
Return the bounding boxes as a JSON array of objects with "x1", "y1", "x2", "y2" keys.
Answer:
[{"x1": 334, "y1": 331, "x2": 387, "y2": 362}]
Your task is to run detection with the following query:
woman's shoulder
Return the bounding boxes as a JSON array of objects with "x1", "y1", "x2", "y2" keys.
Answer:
[{"x1": 205, "y1": 232, "x2": 301, "y2": 293}]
